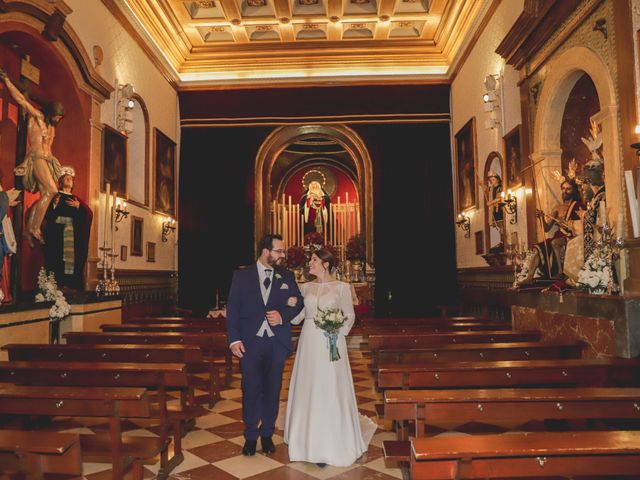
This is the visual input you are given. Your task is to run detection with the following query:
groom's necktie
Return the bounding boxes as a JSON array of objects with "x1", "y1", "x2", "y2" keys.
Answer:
[{"x1": 263, "y1": 269, "x2": 272, "y2": 290}]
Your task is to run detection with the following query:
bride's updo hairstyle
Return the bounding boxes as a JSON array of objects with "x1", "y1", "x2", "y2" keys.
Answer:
[{"x1": 314, "y1": 248, "x2": 337, "y2": 274}]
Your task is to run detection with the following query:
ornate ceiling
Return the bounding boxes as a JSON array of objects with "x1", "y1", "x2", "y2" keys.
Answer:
[{"x1": 111, "y1": 0, "x2": 492, "y2": 87}]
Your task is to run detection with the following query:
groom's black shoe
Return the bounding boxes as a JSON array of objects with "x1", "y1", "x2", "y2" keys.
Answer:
[
  {"x1": 261, "y1": 436, "x2": 276, "y2": 454},
  {"x1": 242, "y1": 439, "x2": 257, "y2": 456}
]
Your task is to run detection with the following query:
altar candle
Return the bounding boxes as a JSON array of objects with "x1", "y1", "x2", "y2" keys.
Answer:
[
  {"x1": 288, "y1": 195, "x2": 292, "y2": 246},
  {"x1": 104, "y1": 183, "x2": 110, "y2": 246},
  {"x1": 617, "y1": 212, "x2": 624, "y2": 240},
  {"x1": 111, "y1": 191, "x2": 117, "y2": 248},
  {"x1": 356, "y1": 202, "x2": 360, "y2": 234},
  {"x1": 599, "y1": 200, "x2": 607, "y2": 226},
  {"x1": 345, "y1": 192, "x2": 350, "y2": 241}
]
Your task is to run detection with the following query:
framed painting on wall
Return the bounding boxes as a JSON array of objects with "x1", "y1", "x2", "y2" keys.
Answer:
[
  {"x1": 153, "y1": 128, "x2": 176, "y2": 218},
  {"x1": 146, "y1": 242, "x2": 156, "y2": 263},
  {"x1": 102, "y1": 124, "x2": 127, "y2": 195},
  {"x1": 504, "y1": 125, "x2": 523, "y2": 189},
  {"x1": 454, "y1": 118, "x2": 478, "y2": 211},
  {"x1": 131, "y1": 216, "x2": 143, "y2": 257}
]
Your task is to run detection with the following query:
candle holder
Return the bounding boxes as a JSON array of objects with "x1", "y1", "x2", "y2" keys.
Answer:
[
  {"x1": 456, "y1": 212, "x2": 471, "y2": 238},
  {"x1": 96, "y1": 246, "x2": 112, "y2": 296},
  {"x1": 499, "y1": 190, "x2": 518, "y2": 224},
  {"x1": 115, "y1": 201, "x2": 130, "y2": 224},
  {"x1": 162, "y1": 218, "x2": 176, "y2": 242}
]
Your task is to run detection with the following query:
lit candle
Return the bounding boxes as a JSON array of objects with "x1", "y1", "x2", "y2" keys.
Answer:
[
  {"x1": 111, "y1": 191, "x2": 117, "y2": 248},
  {"x1": 616, "y1": 212, "x2": 624, "y2": 240},
  {"x1": 500, "y1": 191, "x2": 506, "y2": 200},
  {"x1": 599, "y1": 200, "x2": 607, "y2": 226}
]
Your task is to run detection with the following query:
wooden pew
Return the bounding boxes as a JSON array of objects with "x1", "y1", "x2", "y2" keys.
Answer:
[
  {"x1": 360, "y1": 316, "x2": 493, "y2": 326},
  {"x1": 63, "y1": 331, "x2": 233, "y2": 385},
  {"x1": 0, "y1": 384, "x2": 154, "y2": 480},
  {"x1": 0, "y1": 430, "x2": 81, "y2": 479},
  {"x1": 0, "y1": 361, "x2": 188, "y2": 478},
  {"x1": 410, "y1": 430, "x2": 640, "y2": 479},
  {"x1": 384, "y1": 387, "x2": 640, "y2": 438},
  {"x1": 372, "y1": 341, "x2": 585, "y2": 371},
  {"x1": 377, "y1": 358, "x2": 640, "y2": 390},
  {"x1": 102, "y1": 323, "x2": 228, "y2": 333},
  {"x1": 126, "y1": 317, "x2": 226, "y2": 327},
  {"x1": 2, "y1": 343, "x2": 221, "y2": 407},
  {"x1": 363, "y1": 322, "x2": 511, "y2": 336},
  {"x1": 368, "y1": 331, "x2": 541, "y2": 353}
]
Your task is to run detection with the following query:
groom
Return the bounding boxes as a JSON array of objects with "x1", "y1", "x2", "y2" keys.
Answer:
[{"x1": 227, "y1": 234, "x2": 304, "y2": 456}]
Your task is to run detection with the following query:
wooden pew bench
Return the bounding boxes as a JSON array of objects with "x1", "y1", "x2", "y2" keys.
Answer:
[
  {"x1": 368, "y1": 331, "x2": 541, "y2": 354},
  {"x1": 360, "y1": 316, "x2": 492, "y2": 326},
  {"x1": 102, "y1": 323, "x2": 228, "y2": 333},
  {"x1": 0, "y1": 429, "x2": 81, "y2": 479},
  {"x1": 377, "y1": 358, "x2": 640, "y2": 391},
  {"x1": 0, "y1": 384, "x2": 153, "y2": 480},
  {"x1": 362, "y1": 322, "x2": 511, "y2": 341},
  {"x1": 63, "y1": 331, "x2": 233, "y2": 386},
  {"x1": 410, "y1": 430, "x2": 640, "y2": 479},
  {"x1": 0, "y1": 361, "x2": 189, "y2": 479},
  {"x1": 3, "y1": 343, "x2": 222, "y2": 408},
  {"x1": 371, "y1": 341, "x2": 585, "y2": 371},
  {"x1": 383, "y1": 386, "x2": 640, "y2": 439},
  {"x1": 127, "y1": 317, "x2": 226, "y2": 327}
]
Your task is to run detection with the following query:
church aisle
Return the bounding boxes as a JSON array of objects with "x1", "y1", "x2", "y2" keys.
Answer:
[{"x1": 68, "y1": 337, "x2": 403, "y2": 480}]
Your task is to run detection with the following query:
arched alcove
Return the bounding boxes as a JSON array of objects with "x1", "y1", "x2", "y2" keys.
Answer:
[
  {"x1": 532, "y1": 46, "x2": 620, "y2": 234},
  {"x1": 127, "y1": 94, "x2": 150, "y2": 206},
  {"x1": 254, "y1": 125, "x2": 374, "y2": 260}
]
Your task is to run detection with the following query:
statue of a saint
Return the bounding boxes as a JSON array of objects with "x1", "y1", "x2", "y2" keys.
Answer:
[
  {"x1": 0, "y1": 68, "x2": 64, "y2": 246},
  {"x1": 482, "y1": 171, "x2": 504, "y2": 252},
  {"x1": 43, "y1": 168, "x2": 93, "y2": 291},
  {"x1": 523, "y1": 178, "x2": 585, "y2": 283},
  {"x1": 299, "y1": 180, "x2": 330, "y2": 235}
]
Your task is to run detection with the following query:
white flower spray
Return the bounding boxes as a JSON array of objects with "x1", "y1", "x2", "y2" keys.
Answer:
[{"x1": 35, "y1": 268, "x2": 71, "y2": 320}]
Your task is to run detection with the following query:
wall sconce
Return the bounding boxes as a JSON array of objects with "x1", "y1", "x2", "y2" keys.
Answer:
[
  {"x1": 116, "y1": 83, "x2": 135, "y2": 135},
  {"x1": 499, "y1": 189, "x2": 518, "y2": 224},
  {"x1": 483, "y1": 74, "x2": 501, "y2": 129},
  {"x1": 114, "y1": 200, "x2": 129, "y2": 223},
  {"x1": 162, "y1": 217, "x2": 176, "y2": 242},
  {"x1": 456, "y1": 212, "x2": 471, "y2": 238}
]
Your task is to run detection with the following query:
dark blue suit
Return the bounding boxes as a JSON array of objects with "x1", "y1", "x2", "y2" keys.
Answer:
[{"x1": 227, "y1": 264, "x2": 303, "y2": 440}]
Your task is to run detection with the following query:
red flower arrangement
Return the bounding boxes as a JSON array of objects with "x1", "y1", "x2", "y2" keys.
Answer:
[
  {"x1": 346, "y1": 234, "x2": 365, "y2": 260},
  {"x1": 304, "y1": 231, "x2": 324, "y2": 247},
  {"x1": 286, "y1": 246, "x2": 306, "y2": 269}
]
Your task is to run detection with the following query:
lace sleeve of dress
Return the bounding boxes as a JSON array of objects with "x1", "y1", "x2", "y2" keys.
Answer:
[
  {"x1": 339, "y1": 282, "x2": 356, "y2": 336},
  {"x1": 290, "y1": 283, "x2": 306, "y2": 325}
]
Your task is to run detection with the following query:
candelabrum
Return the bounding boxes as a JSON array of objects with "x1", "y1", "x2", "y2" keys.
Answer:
[
  {"x1": 95, "y1": 246, "x2": 120, "y2": 296},
  {"x1": 114, "y1": 201, "x2": 130, "y2": 225},
  {"x1": 499, "y1": 190, "x2": 518, "y2": 224},
  {"x1": 456, "y1": 212, "x2": 471, "y2": 238},
  {"x1": 596, "y1": 222, "x2": 625, "y2": 295},
  {"x1": 162, "y1": 218, "x2": 176, "y2": 242}
]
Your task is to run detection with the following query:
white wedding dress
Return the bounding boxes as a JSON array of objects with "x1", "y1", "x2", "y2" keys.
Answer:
[{"x1": 284, "y1": 280, "x2": 376, "y2": 467}]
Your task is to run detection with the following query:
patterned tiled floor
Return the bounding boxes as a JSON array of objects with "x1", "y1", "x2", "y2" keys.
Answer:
[{"x1": 56, "y1": 337, "x2": 403, "y2": 479}]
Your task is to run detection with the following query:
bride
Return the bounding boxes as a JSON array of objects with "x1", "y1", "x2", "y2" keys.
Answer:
[{"x1": 284, "y1": 248, "x2": 376, "y2": 467}]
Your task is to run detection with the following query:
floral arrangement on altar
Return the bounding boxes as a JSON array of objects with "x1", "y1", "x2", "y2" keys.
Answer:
[
  {"x1": 577, "y1": 244, "x2": 613, "y2": 294},
  {"x1": 346, "y1": 234, "x2": 365, "y2": 260},
  {"x1": 304, "y1": 231, "x2": 324, "y2": 249},
  {"x1": 286, "y1": 246, "x2": 306, "y2": 269},
  {"x1": 314, "y1": 307, "x2": 346, "y2": 362},
  {"x1": 513, "y1": 249, "x2": 535, "y2": 288},
  {"x1": 35, "y1": 268, "x2": 70, "y2": 320}
]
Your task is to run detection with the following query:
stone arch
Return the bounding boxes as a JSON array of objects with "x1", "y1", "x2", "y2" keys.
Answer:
[
  {"x1": 532, "y1": 45, "x2": 620, "y2": 224},
  {"x1": 255, "y1": 125, "x2": 374, "y2": 260}
]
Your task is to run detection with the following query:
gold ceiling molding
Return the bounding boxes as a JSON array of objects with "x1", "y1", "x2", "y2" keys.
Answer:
[{"x1": 105, "y1": 0, "x2": 492, "y2": 87}]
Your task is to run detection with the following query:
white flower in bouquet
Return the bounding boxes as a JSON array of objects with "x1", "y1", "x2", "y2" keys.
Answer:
[
  {"x1": 513, "y1": 249, "x2": 535, "y2": 287},
  {"x1": 577, "y1": 244, "x2": 612, "y2": 293},
  {"x1": 314, "y1": 307, "x2": 346, "y2": 362}
]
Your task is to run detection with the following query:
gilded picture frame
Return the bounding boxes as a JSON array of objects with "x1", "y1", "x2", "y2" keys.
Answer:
[
  {"x1": 153, "y1": 128, "x2": 177, "y2": 218},
  {"x1": 454, "y1": 118, "x2": 478, "y2": 212}
]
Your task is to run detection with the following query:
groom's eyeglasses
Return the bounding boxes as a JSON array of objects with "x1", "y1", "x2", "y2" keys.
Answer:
[{"x1": 270, "y1": 249, "x2": 286, "y2": 254}]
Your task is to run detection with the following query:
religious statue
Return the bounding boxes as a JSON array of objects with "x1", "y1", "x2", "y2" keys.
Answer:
[
  {"x1": 482, "y1": 171, "x2": 504, "y2": 252},
  {"x1": 300, "y1": 180, "x2": 330, "y2": 235},
  {"x1": 523, "y1": 175, "x2": 585, "y2": 283},
  {"x1": 0, "y1": 187, "x2": 20, "y2": 302},
  {"x1": 42, "y1": 167, "x2": 93, "y2": 291},
  {"x1": 578, "y1": 121, "x2": 605, "y2": 261},
  {"x1": 0, "y1": 68, "x2": 65, "y2": 246}
]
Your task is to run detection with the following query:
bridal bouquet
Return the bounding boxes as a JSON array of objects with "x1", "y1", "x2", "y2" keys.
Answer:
[{"x1": 314, "y1": 307, "x2": 345, "y2": 362}]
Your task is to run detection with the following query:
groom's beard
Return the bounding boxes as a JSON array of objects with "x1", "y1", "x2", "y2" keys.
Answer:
[{"x1": 267, "y1": 254, "x2": 284, "y2": 268}]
